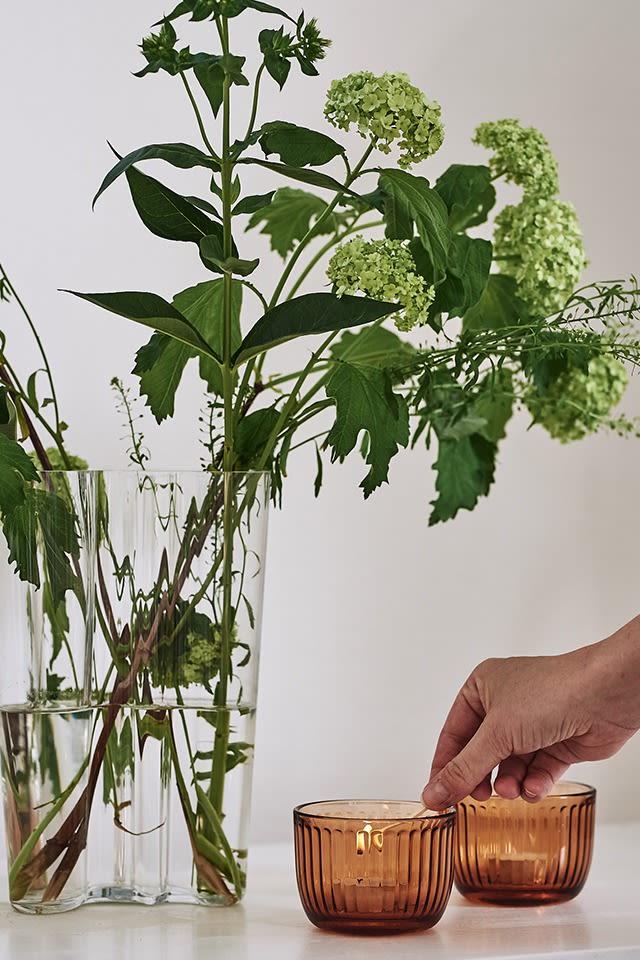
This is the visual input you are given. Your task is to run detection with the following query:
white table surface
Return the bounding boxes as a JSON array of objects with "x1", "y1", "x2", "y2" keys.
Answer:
[{"x1": 0, "y1": 823, "x2": 638, "y2": 960}]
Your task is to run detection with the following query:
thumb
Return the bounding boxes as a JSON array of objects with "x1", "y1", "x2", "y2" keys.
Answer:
[{"x1": 422, "y1": 724, "x2": 504, "y2": 809}]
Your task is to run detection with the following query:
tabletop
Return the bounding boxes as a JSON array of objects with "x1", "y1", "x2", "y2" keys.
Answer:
[{"x1": 0, "y1": 823, "x2": 638, "y2": 960}]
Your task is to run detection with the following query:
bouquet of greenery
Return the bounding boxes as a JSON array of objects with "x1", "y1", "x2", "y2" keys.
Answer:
[{"x1": 1, "y1": 0, "x2": 639, "y2": 912}]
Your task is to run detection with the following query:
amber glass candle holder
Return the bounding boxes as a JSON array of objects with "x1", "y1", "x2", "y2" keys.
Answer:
[
  {"x1": 455, "y1": 781, "x2": 596, "y2": 905},
  {"x1": 293, "y1": 800, "x2": 456, "y2": 933}
]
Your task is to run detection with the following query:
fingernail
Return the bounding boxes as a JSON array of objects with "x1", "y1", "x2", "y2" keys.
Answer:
[{"x1": 423, "y1": 780, "x2": 451, "y2": 808}]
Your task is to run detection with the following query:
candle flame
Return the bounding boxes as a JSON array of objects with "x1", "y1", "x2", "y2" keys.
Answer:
[{"x1": 355, "y1": 822, "x2": 384, "y2": 854}]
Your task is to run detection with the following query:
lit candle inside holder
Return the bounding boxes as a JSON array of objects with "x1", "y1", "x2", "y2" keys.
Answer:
[
  {"x1": 293, "y1": 800, "x2": 455, "y2": 933},
  {"x1": 454, "y1": 781, "x2": 596, "y2": 905}
]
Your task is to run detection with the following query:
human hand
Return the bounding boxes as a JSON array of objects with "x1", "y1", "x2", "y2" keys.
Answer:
[{"x1": 421, "y1": 617, "x2": 640, "y2": 809}]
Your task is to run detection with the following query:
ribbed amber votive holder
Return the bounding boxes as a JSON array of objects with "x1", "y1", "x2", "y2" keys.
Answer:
[
  {"x1": 455, "y1": 781, "x2": 596, "y2": 905},
  {"x1": 293, "y1": 800, "x2": 456, "y2": 933}
]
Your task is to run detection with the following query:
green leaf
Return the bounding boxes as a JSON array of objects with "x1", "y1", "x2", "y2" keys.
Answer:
[
  {"x1": 2, "y1": 493, "x2": 38, "y2": 585},
  {"x1": 434, "y1": 164, "x2": 496, "y2": 233},
  {"x1": 133, "y1": 280, "x2": 242, "y2": 417},
  {"x1": 35, "y1": 488, "x2": 80, "y2": 606},
  {"x1": 0, "y1": 387, "x2": 16, "y2": 439},
  {"x1": 471, "y1": 370, "x2": 514, "y2": 443},
  {"x1": 0, "y1": 435, "x2": 39, "y2": 516},
  {"x1": 92, "y1": 143, "x2": 220, "y2": 207},
  {"x1": 233, "y1": 293, "x2": 398, "y2": 365},
  {"x1": 258, "y1": 121, "x2": 344, "y2": 167},
  {"x1": 194, "y1": 59, "x2": 224, "y2": 115},
  {"x1": 430, "y1": 235, "x2": 492, "y2": 320},
  {"x1": 378, "y1": 169, "x2": 450, "y2": 284},
  {"x1": 429, "y1": 434, "x2": 496, "y2": 525},
  {"x1": 133, "y1": 333, "x2": 192, "y2": 423},
  {"x1": 325, "y1": 362, "x2": 409, "y2": 497},
  {"x1": 65, "y1": 290, "x2": 221, "y2": 361},
  {"x1": 199, "y1": 236, "x2": 259, "y2": 276},
  {"x1": 235, "y1": 407, "x2": 281, "y2": 467},
  {"x1": 232, "y1": 191, "x2": 275, "y2": 215},
  {"x1": 238, "y1": 157, "x2": 351, "y2": 194},
  {"x1": 244, "y1": 0, "x2": 295, "y2": 19},
  {"x1": 246, "y1": 187, "x2": 338, "y2": 257},
  {"x1": 462, "y1": 274, "x2": 527, "y2": 332},
  {"x1": 176, "y1": 279, "x2": 242, "y2": 392},
  {"x1": 330, "y1": 326, "x2": 416, "y2": 370},
  {"x1": 124, "y1": 165, "x2": 223, "y2": 245}
]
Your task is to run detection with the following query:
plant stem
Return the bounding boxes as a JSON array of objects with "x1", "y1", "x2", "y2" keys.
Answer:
[{"x1": 268, "y1": 141, "x2": 375, "y2": 309}]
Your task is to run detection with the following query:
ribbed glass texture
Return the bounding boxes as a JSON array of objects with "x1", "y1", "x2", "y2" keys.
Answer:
[
  {"x1": 294, "y1": 800, "x2": 455, "y2": 933},
  {"x1": 0, "y1": 470, "x2": 269, "y2": 913},
  {"x1": 455, "y1": 781, "x2": 596, "y2": 905}
]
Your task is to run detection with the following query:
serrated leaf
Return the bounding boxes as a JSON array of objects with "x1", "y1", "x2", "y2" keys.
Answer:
[
  {"x1": 233, "y1": 293, "x2": 398, "y2": 365},
  {"x1": 36, "y1": 487, "x2": 80, "y2": 606},
  {"x1": 92, "y1": 143, "x2": 220, "y2": 207},
  {"x1": 259, "y1": 121, "x2": 344, "y2": 167},
  {"x1": 246, "y1": 187, "x2": 336, "y2": 257},
  {"x1": 65, "y1": 290, "x2": 221, "y2": 362},
  {"x1": 325, "y1": 362, "x2": 409, "y2": 497},
  {"x1": 0, "y1": 435, "x2": 39, "y2": 516},
  {"x1": 378, "y1": 169, "x2": 450, "y2": 284},
  {"x1": 434, "y1": 164, "x2": 496, "y2": 232},
  {"x1": 330, "y1": 326, "x2": 416, "y2": 370},
  {"x1": 133, "y1": 333, "x2": 192, "y2": 423},
  {"x1": 133, "y1": 279, "x2": 242, "y2": 417},
  {"x1": 429, "y1": 434, "x2": 496, "y2": 525},
  {"x1": 472, "y1": 370, "x2": 514, "y2": 443}
]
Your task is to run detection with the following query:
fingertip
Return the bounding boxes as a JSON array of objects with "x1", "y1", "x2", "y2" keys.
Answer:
[{"x1": 421, "y1": 779, "x2": 452, "y2": 810}]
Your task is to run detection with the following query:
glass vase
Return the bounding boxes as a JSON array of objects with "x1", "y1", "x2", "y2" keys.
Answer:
[{"x1": 0, "y1": 470, "x2": 269, "y2": 914}]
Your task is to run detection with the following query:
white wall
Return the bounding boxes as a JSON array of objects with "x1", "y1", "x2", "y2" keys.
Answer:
[{"x1": 2, "y1": 1, "x2": 639, "y2": 842}]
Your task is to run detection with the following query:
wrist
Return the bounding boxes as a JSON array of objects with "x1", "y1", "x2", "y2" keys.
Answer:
[{"x1": 583, "y1": 616, "x2": 640, "y2": 730}]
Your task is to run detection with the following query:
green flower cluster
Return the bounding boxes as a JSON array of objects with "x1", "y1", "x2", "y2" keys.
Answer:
[
  {"x1": 526, "y1": 353, "x2": 628, "y2": 442},
  {"x1": 494, "y1": 196, "x2": 588, "y2": 318},
  {"x1": 473, "y1": 118, "x2": 559, "y2": 198},
  {"x1": 149, "y1": 619, "x2": 224, "y2": 689},
  {"x1": 324, "y1": 72, "x2": 444, "y2": 168},
  {"x1": 327, "y1": 236, "x2": 434, "y2": 332}
]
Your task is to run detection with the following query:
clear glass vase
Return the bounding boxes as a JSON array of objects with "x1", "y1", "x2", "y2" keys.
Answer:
[{"x1": 0, "y1": 470, "x2": 269, "y2": 914}]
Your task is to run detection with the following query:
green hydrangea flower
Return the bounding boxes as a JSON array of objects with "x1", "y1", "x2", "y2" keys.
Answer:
[
  {"x1": 526, "y1": 354, "x2": 628, "y2": 442},
  {"x1": 494, "y1": 196, "x2": 588, "y2": 317},
  {"x1": 327, "y1": 236, "x2": 434, "y2": 332},
  {"x1": 324, "y1": 71, "x2": 444, "y2": 169},
  {"x1": 29, "y1": 447, "x2": 89, "y2": 471},
  {"x1": 473, "y1": 118, "x2": 559, "y2": 198}
]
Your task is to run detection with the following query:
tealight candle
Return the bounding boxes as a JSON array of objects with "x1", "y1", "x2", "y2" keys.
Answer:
[
  {"x1": 293, "y1": 800, "x2": 455, "y2": 933},
  {"x1": 455, "y1": 781, "x2": 596, "y2": 905}
]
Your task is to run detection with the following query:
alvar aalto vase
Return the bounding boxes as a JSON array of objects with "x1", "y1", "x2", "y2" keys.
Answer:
[{"x1": 0, "y1": 470, "x2": 269, "y2": 913}]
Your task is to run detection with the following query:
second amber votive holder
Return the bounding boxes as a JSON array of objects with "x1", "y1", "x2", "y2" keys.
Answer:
[
  {"x1": 454, "y1": 781, "x2": 596, "y2": 905},
  {"x1": 293, "y1": 800, "x2": 456, "y2": 933}
]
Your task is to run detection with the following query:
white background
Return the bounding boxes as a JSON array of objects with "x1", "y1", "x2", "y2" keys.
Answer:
[{"x1": 2, "y1": 1, "x2": 639, "y2": 842}]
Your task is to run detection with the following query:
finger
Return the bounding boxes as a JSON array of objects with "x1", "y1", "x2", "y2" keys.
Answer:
[
  {"x1": 494, "y1": 754, "x2": 535, "y2": 799},
  {"x1": 469, "y1": 773, "x2": 493, "y2": 801},
  {"x1": 422, "y1": 720, "x2": 506, "y2": 809},
  {"x1": 521, "y1": 750, "x2": 571, "y2": 802},
  {"x1": 428, "y1": 686, "x2": 485, "y2": 783}
]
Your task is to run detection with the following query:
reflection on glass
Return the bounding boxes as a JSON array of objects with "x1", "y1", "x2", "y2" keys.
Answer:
[
  {"x1": 455, "y1": 781, "x2": 596, "y2": 905},
  {"x1": 294, "y1": 800, "x2": 455, "y2": 933}
]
